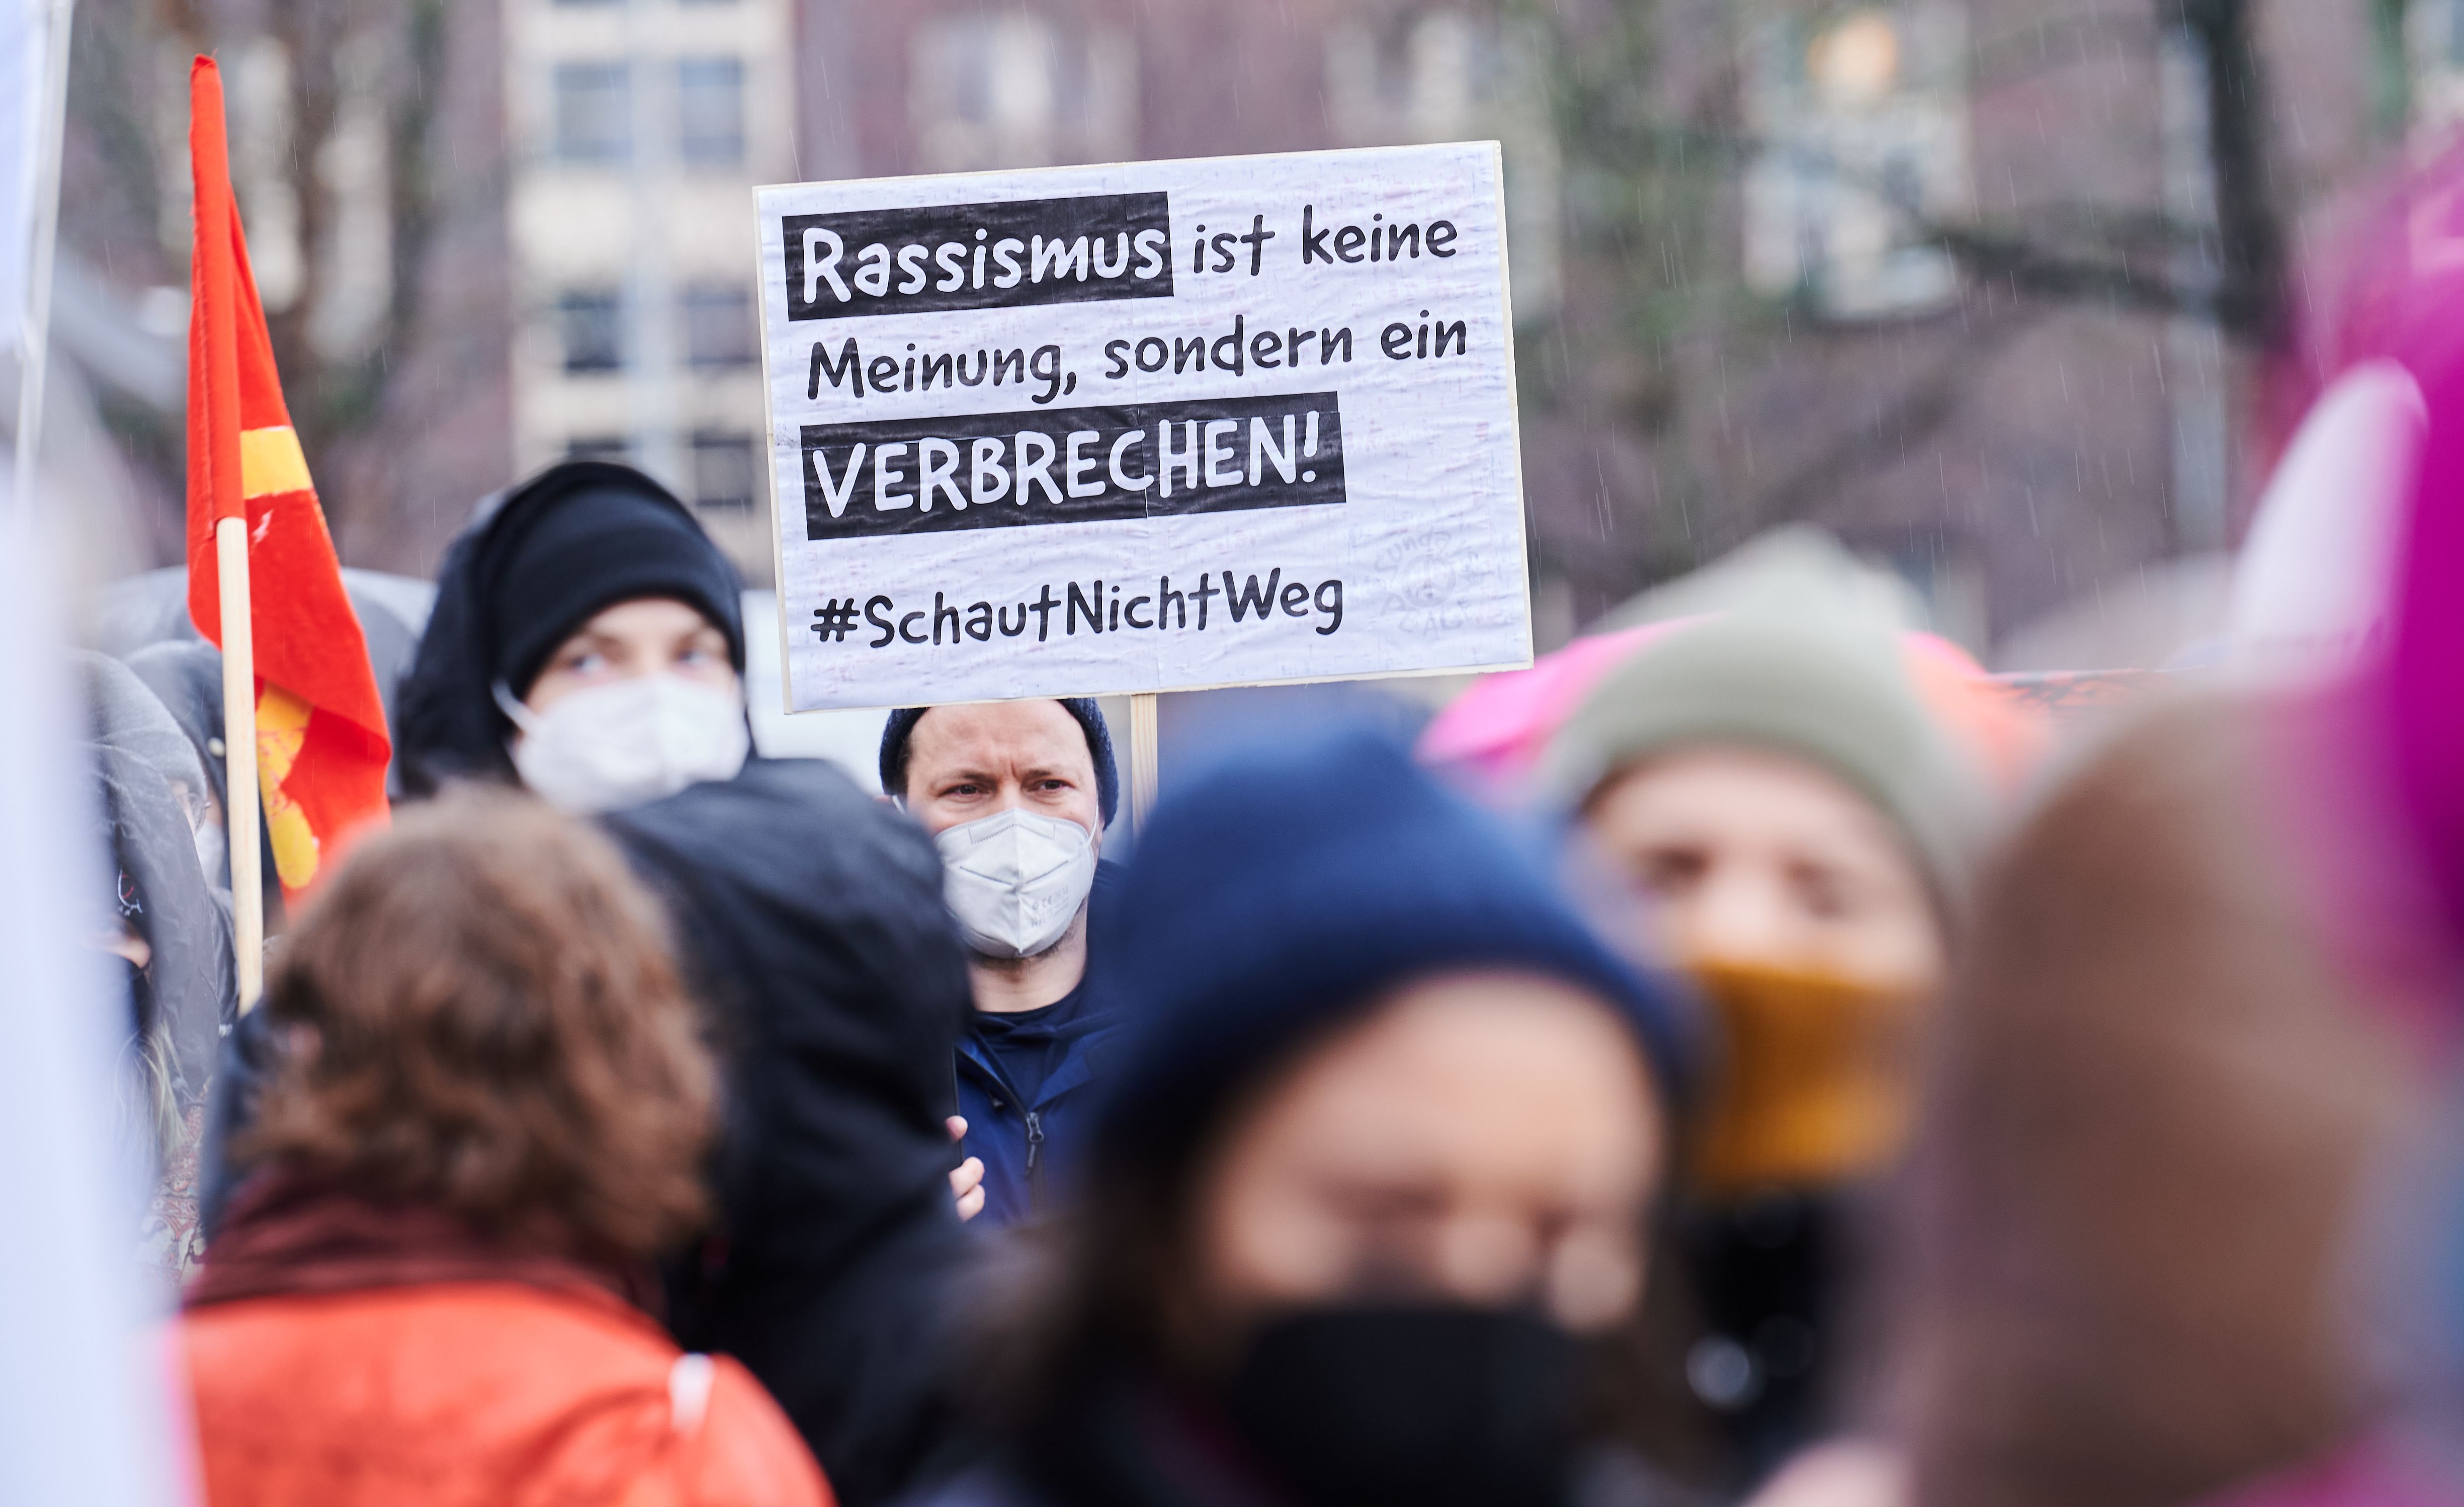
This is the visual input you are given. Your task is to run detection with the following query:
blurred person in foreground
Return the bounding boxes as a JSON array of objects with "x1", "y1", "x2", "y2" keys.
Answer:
[
  {"x1": 881, "y1": 699, "x2": 1123, "y2": 1225},
  {"x1": 920, "y1": 733, "x2": 1688, "y2": 1507},
  {"x1": 181, "y1": 791, "x2": 829, "y2": 1506},
  {"x1": 1536, "y1": 536, "x2": 1995, "y2": 1495},
  {"x1": 1901, "y1": 695, "x2": 2419, "y2": 1507},
  {"x1": 202, "y1": 458, "x2": 980, "y2": 1507}
]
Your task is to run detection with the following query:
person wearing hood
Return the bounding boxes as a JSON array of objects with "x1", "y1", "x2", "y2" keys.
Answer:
[
  {"x1": 919, "y1": 733, "x2": 1686, "y2": 1507},
  {"x1": 87, "y1": 741, "x2": 237, "y2": 1280},
  {"x1": 1536, "y1": 538, "x2": 1990, "y2": 1495},
  {"x1": 879, "y1": 699, "x2": 1123, "y2": 1227},
  {"x1": 79, "y1": 651, "x2": 237, "y2": 1254},
  {"x1": 395, "y1": 459, "x2": 752, "y2": 812},
  {"x1": 81, "y1": 652, "x2": 223, "y2": 884},
  {"x1": 607, "y1": 755, "x2": 977, "y2": 1507},
  {"x1": 371, "y1": 458, "x2": 975, "y2": 1506},
  {"x1": 198, "y1": 456, "x2": 756, "y2": 1234}
]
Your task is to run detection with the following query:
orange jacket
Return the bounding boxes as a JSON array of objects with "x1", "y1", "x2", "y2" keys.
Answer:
[{"x1": 179, "y1": 1280, "x2": 833, "y2": 1507}]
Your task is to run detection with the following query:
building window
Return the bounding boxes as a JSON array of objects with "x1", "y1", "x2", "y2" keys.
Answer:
[
  {"x1": 677, "y1": 58, "x2": 746, "y2": 165},
  {"x1": 1740, "y1": 3, "x2": 1970, "y2": 320},
  {"x1": 692, "y1": 433, "x2": 757, "y2": 512},
  {"x1": 554, "y1": 62, "x2": 632, "y2": 164},
  {"x1": 910, "y1": 14, "x2": 1136, "y2": 172},
  {"x1": 559, "y1": 290, "x2": 624, "y2": 373},
  {"x1": 567, "y1": 436, "x2": 631, "y2": 464},
  {"x1": 683, "y1": 285, "x2": 757, "y2": 369}
]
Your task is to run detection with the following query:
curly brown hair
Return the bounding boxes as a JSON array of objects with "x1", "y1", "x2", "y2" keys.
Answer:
[{"x1": 239, "y1": 789, "x2": 717, "y2": 1259}]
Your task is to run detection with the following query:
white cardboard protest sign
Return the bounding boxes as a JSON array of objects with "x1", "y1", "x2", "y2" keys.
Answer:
[{"x1": 754, "y1": 143, "x2": 1531, "y2": 712}]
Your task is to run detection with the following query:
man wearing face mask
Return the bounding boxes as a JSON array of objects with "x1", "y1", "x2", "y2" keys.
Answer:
[
  {"x1": 880, "y1": 698, "x2": 1121, "y2": 1227},
  {"x1": 911, "y1": 734, "x2": 1687, "y2": 1507}
]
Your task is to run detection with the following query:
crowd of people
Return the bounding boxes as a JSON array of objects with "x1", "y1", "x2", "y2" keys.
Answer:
[{"x1": 66, "y1": 264, "x2": 2464, "y2": 1507}]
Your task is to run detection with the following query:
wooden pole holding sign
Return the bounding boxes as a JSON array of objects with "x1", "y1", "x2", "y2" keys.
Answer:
[
  {"x1": 215, "y1": 517, "x2": 263, "y2": 1011},
  {"x1": 1128, "y1": 693, "x2": 1159, "y2": 830}
]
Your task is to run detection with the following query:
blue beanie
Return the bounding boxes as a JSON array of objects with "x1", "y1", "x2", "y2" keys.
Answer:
[
  {"x1": 879, "y1": 699, "x2": 1119, "y2": 824},
  {"x1": 1089, "y1": 732, "x2": 1685, "y2": 1179}
]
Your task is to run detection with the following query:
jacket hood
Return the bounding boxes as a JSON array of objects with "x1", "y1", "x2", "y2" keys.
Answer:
[
  {"x1": 91, "y1": 743, "x2": 234, "y2": 1105},
  {"x1": 123, "y1": 640, "x2": 229, "y2": 807},
  {"x1": 599, "y1": 757, "x2": 972, "y2": 1278}
]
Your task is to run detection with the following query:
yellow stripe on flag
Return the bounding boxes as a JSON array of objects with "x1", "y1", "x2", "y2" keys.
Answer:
[
  {"x1": 256, "y1": 684, "x2": 321, "y2": 891},
  {"x1": 239, "y1": 425, "x2": 311, "y2": 499}
]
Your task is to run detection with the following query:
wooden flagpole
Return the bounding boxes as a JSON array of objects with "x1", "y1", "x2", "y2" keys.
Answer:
[
  {"x1": 1128, "y1": 692, "x2": 1159, "y2": 831},
  {"x1": 216, "y1": 516, "x2": 263, "y2": 1010}
]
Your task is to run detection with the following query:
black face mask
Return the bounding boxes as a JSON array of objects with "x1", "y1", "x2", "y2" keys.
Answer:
[{"x1": 1218, "y1": 1304, "x2": 1581, "y2": 1507}]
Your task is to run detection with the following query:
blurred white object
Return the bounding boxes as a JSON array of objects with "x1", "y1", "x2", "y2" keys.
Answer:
[
  {"x1": 2227, "y1": 361, "x2": 2426, "y2": 681},
  {"x1": 1743, "y1": 1440, "x2": 1910, "y2": 1507},
  {"x1": 7, "y1": 0, "x2": 73, "y2": 515},
  {"x1": 0, "y1": 0, "x2": 54, "y2": 355},
  {"x1": 0, "y1": 529, "x2": 190, "y2": 1498},
  {"x1": 1993, "y1": 550, "x2": 2234, "y2": 673}
]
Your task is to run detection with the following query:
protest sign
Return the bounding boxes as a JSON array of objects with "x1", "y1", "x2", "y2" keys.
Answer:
[{"x1": 755, "y1": 142, "x2": 1531, "y2": 712}]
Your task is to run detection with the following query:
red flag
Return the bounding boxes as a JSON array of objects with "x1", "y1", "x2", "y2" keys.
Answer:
[{"x1": 186, "y1": 56, "x2": 390, "y2": 898}]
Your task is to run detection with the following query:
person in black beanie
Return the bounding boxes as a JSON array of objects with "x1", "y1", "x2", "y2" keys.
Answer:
[
  {"x1": 207, "y1": 460, "x2": 984, "y2": 1507},
  {"x1": 395, "y1": 459, "x2": 750, "y2": 809},
  {"x1": 879, "y1": 699, "x2": 1124, "y2": 1227},
  {"x1": 915, "y1": 732, "x2": 1688, "y2": 1507}
]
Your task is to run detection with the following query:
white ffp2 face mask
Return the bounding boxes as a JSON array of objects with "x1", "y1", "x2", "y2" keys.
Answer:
[
  {"x1": 936, "y1": 807, "x2": 1097, "y2": 959},
  {"x1": 497, "y1": 675, "x2": 750, "y2": 814}
]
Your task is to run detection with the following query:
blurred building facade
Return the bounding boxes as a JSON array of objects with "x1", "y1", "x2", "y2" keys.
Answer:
[
  {"x1": 502, "y1": 0, "x2": 795, "y2": 583},
  {"x1": 43, "y1": 0, "x2": 2417, "y2": 660},
  {"x1": 789, "y1": 0, "x2": 2390, "y2": 657}
]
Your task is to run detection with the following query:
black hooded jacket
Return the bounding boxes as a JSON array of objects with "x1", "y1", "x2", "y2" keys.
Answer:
[
  {"x1": 605, "y1": 760, "x2": 978, "y2": 1506},
  {"x1": 369, "y1": 462, "x2": 975, "y2": 1505}
]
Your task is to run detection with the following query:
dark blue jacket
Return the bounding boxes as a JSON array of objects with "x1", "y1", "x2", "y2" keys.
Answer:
[{"x1": 957, "y1": 861, "x2": 1127, "y2": 1226}]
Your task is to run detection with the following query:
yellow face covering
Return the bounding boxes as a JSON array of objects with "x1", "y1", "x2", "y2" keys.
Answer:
[{"x1": 1685, "y1": 959, "x2": 1930, "y2": 1197}]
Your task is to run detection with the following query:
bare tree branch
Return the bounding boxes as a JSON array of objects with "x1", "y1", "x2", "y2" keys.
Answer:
[{"x1": 1744, "y1": 308, "x2": 2042, "y2": 534}]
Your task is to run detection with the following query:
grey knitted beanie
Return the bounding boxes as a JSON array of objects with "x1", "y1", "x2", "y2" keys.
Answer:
[{"x1": 1538, "y1": 537, "x2": 1989, "y2": 918}]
